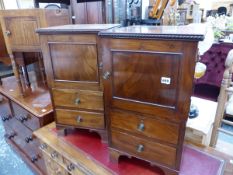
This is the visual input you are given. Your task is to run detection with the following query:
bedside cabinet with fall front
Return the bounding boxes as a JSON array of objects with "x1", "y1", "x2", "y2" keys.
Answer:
[
  {"x1": 99, "y1": 24, "x2": 206, "y2": 175},
  {"x1": 37, "y1": 24, "x2": 120, "y2": 142}
]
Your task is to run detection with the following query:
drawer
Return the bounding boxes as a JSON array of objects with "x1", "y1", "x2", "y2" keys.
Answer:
[
  {"x1": 56, "y1": 109, "x2": 105, "y2": 129},
  {"x1": 110, "y1": 111, "x2": 179, "y2": 145},
  {"x1": 12, "y1": 102, "x2": 40, "y2": 130},
  {"x1": 111, "y1": 130, "x2": 177, "y2": 167},
  {"x1": 42, "y1": 152, "x2": 69, "y2": 175},
  {"x1": 52, "y1": 88, "x2": 103, "y2": 111},
  {"x1": 4, "y1": 125, "x2": 41, "y2": 161},
  {"x1": 4, "y1": 116, "x2": 34, "y2": 141},
  {"x1": 63, "y1": 155, "x2": 85, "y2": 175},
  {"x1": 39, "y1": 142, "x2": 64, "y2": 166}
]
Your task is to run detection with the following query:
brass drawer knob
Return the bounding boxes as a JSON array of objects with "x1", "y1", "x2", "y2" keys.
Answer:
[
  {"x1": 76, "y1": 116, "x2": 83, "y2": 123},
  {"x1": 5, "y1": 30, "x2": 11, "y2": 36},
  {"x1": 75, "y1": 98, "x2": 81, "y2": 105},
  {"x1": 40, "y1": 143, "x2": 47, "y2": 150},
  {"x1": 136, "y1": 144, "x2": 144, "y2": 153},
  {"x1": 51, "y1": 151, "x2": 58, "y2": 159},
  {"x1": 67, "y1": 163, "x2": 75, "y2": 171},
  {"x1": 137, "y1": 122, "x2": 145, "y2": 132},
  {"x1": 103, "y1": 71, "x2": 111, "y2": 80}
]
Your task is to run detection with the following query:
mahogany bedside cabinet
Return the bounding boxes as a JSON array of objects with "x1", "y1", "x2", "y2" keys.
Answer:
[
  {"x1": 37, "y1": 24, "x2": 120, "y2": 142},
  {"x1": 99, "y1": 24, "x2": 206, "y2": 175},
  {"x1": 0, "y1": 9, "x2": 70, "y2": 95}
]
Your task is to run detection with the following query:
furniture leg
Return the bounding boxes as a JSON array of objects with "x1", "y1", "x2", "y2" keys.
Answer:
[
  {"x1": 109, "y1": 148, "x2": 121, "y2": 163},
  {"x1": 10, "y1": 54, "x2": 24, "y2": 96},
  {"x1": 38, "y1": 52, "x2": 46, "y2": 85},
  {"x1": 21, "y1": 65, "x2": 30, "y2": 86}
]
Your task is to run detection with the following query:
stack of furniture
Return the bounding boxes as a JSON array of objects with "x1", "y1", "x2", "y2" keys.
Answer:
[
  {"x1": 0, "y1": 9, "x2": 70, "y2": 95},
  {"x1": 38, "y1": 24, "x2": 205, "y2": 175},
  {"x1": 0, "y1": 76, "x2": 53, "y2": 175}
]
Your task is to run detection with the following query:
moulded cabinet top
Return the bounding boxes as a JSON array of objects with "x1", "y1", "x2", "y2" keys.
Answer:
[
  {"x1": 36, "y1": 24, "x2": 121, "y2": 34},
  {"x1": 99, "y1": 23, "x2": 207, "y2": 41}
]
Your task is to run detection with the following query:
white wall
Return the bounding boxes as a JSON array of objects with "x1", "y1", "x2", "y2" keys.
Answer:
[
  {"x1": 3, "y1": 0, "x2": 34, "y2": 9},
  {"x1": 3, "y1": 0, "x2": 18, "y2": 9}
]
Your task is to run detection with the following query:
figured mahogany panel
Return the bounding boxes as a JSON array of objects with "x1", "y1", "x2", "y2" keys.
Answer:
[
  {"x1": 49, "y1": 43, "x2": 98, "y2": 82},
  {"x1": 110, "y1": 110, "x2": 179, "y2": 145},
  {"x1": 56, "y1": 109, "x2": 104, "y2": 129},
  {"x1": 111, "y1": 130, "x2": 177, "y2": 167},
  {"x1": 112, "y1": 51, "x2": 181, "y2": 108},
  {"x1": 4, "y1": 16, "x2": 40, "y2": 47}
]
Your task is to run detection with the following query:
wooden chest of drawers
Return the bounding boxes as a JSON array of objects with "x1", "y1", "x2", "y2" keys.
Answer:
[
  {"x1": 0, "y1": 76, "x2": 54, "y2": 175},
  {"x1": 37, "y1": 24, "x2": 119, "y2": 142},
  {"x1": 99, "y1": 25, "x2": 206, "y2": 175}
]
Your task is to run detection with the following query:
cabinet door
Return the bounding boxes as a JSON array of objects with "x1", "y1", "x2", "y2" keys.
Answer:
[
  {"x1": 4, "y1": 16, "x2": 40, "y2": 51},
  {"x1": 102, "y1": 39, "x2": 197, "y2": 120},
  {"x1": 42, "y1": 34, "x2": 101, "y2": 90}
]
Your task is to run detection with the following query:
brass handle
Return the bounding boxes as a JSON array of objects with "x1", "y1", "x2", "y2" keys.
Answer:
[
  {"x1": 5, "y1": 30, "x2": 11, "y2": 36},
  {"x1": 51, "y1": 151, "x2": 58, "y2": 159},
  {"x1": 31, "y1": 155, "x2": 38, "y2": 163},
  {"x1": 25, "y1": 136, "x2": 33, "y2": 143},
  {"x1": 137, "y1": 122, "x2": 145, "y2": 132},
  {"x1": 40, "y1": 143, "x2": 47, "y2": 150},
  {"x1": 19, "y1": 115, "x2": 28, "y2": 123},
  {"x1": 103, "y1": 71, "x2": 111, "y2": 80},
  {"x1": 75, "y1": 98, "x2": 81, "y2": 105},
  {"x1": 1, "y1": 115, "x2": 10, "y2": 122},
  {"x1": 6, "y1": 132, "x2": 17, "y2": 139},
  {"x1": 67, "y1": 163, "x2": 75, "y2": 171},
  {"x1": 76, "y1": 116, "x2": 83, "y2": 123},
  {"x1": 136, "y1": 144, "x2": 144, "y2": 153}
]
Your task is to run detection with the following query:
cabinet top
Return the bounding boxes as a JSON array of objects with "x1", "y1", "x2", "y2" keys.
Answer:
[
  {"x1": 37, "y1": 24, "x2": 121, "y2": 34},
  {"x1": 99, "y1": 24, "x2": 206, "y2": 41}
]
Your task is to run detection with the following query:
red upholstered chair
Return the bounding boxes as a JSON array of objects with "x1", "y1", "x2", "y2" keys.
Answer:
[{"x1": 194, "y1": 43, "x2": 233, "y2": 101}]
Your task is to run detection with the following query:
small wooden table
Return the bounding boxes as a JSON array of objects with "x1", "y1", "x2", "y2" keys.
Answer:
[{"x1": 185, "y1": 97, "x2": 218, "y2": 146}]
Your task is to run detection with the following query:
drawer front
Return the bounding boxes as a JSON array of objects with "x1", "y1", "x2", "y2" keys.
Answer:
[
  {"x1": 12, "y1": 102, "x2": 40, "y2": 130},
  {"x1": 42, "y1": 152, "x2": 69, "y2": 175},
  {"x1": 40, "y1": 142, "x2": 85, "y2": 175},
  {"x1": 111, "y1": 130, "x2": 177, "y2": 167},
  {"x1": 40, "y1": 143, "x2": 64, "y2": 166},
  {"x1": 56, "y1": 109, "x2": 104, "y2": 129},
  {"x1": 4, "y1": 125, "x2": 42, "y2": 164},
  {"x1": 52, "y1": 89, "x2": 104, "y2": 111},
  {"x1": 110, "y1": 111, "x2": 179, "y2": 145}
]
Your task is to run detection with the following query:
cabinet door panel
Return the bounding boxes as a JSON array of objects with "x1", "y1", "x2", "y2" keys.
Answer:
[
  {"x1": 111, "y1": 51, "x2": 181, "y2": 109},
  {"x1": 49, "y1": 43, "x2": 98, "y2": 82},
  {"x1": 5, "y1": 16, "x2": 40, "y2": 47}
]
